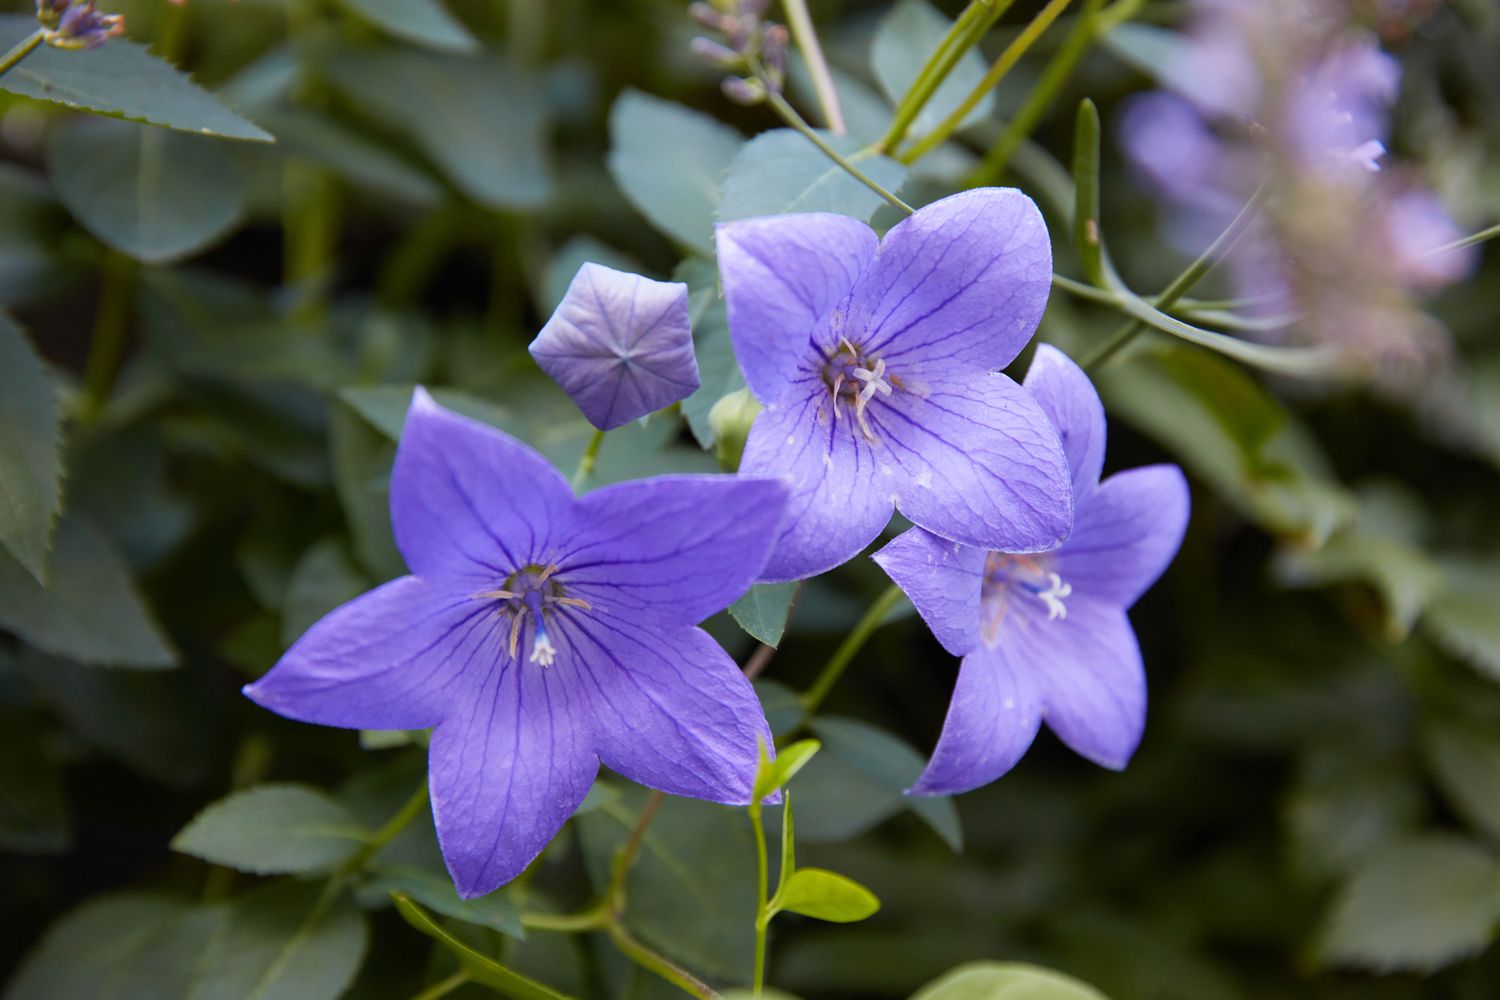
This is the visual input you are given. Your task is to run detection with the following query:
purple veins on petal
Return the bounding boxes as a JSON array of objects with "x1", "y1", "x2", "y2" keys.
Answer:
[
  {"x1": 245, "y1": 390, "x2": 786, "y2": 898},
  {"x1": 529, "y1": 262, "x2": 700, "y2": 431}
]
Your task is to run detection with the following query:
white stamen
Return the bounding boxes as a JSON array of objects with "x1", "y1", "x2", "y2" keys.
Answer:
[
  {"x1": 851, "y1": 358, "x2": 893, "y2": 403},
  {"x1": 1347, "y1": 139, "x2": 1386, "y2": 173},
  {"x1": 1037, "y1": 572, "x2": 1072, "y2": 621},
  {"x1": 530, "y1": 629, "x2": 556, "y2": 667}
]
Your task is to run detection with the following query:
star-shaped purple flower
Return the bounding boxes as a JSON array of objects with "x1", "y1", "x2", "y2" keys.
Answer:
[
  {"x1": 245, "y1": 390, "x2": 786, "y2": 897},
  {"x1": 530, "y1": 262, "x2": 700, "y2": 431},
  {"x1": 874, "y1": 346, "x2": 1189, "y2": 794},
  {"x1": 715, "y1": 188, "x2": 1073, "y2": 583}
]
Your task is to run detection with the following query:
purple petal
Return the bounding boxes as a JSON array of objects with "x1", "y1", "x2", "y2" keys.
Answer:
[
  {"x1": 244, "y1": 576, "x2": 490, "y2": 730},
  {"x1": 909, "y1": 641, "x2": 1042, "y2": 796},
  {"x1": 565, "y1": 615, "x2": 767, "y2": 803},
  {"x1": 530, "y1": 264, "x2": 700, "y2": 430},
  {"x1": 429, "y1": 656, "x2": 597, "y2": 898},
  {"x1": 740, "y1": 384, "x2": 893, "y2": 582},
  {"x1": 1033, "y1": 597, "x2": 1147, "y2": 770},
  {"x1": 869, "y1": 369, "x2": 1073, "y2": 554},
  {"x1": 1057, "y1": 464, "x2": 1190, "y2": 608},
  {"x1": 842, "y1": 188, "x2": 1051, "y2": 375},
  {"x1": 391, "y1": 388, "x2": 572, "y2": 589},
  {"x1": 1023, "y1": 344, "x2": 1106, "y2": 497},
  {"x1": 556, "y1": 474, "x2": 789, "y2": 625},
  {"x1": 872, "y1": 528, "x2": 983, "y2": 657},
  {"x1": 716, "y1": 213, "x2": 878, "y2": 404}
]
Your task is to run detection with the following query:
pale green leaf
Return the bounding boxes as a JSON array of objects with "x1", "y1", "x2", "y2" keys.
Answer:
[
  {"x1": 730, "y1": 583, "x2": 799, "y2": 648},
  {"x1": 0, "y1": 314, "x2": 60, "y2": 582},
  {"x1": 393, "y1": 894, "x2": 576, "y2": 1000},
  {"x1": 754, "y1": 738, "x2": 821, "y2": 803},
  {"x1": 335, "y1": 0, "x2": 478, "y2": 53},
  {"x1": 718, "y1": 129, "x2": 907, "y2": 223},
  {"x1": 911, "y1": 961, "x2": 1112, "y2": 1000},
  {"x1": 253, "y1": 108, "x2": 443, "y2": 205},
  {"x1": 172, "y1": 783, "x2": 368, "y2": 875},
  {"x1": 1423, "y1": 721, "x2": 1500, "y2": 843},
  {"x1": 777, "y1": 867, "x2": 880, "y2": 923}
]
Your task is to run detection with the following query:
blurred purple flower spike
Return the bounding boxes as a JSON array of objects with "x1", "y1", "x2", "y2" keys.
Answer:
[{"x1": 36, "y1": 0, "x2": 124, "y2": 49}]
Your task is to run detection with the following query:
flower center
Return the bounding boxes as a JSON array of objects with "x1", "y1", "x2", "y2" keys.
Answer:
[
  {"x1": 979, "y1": 552, "x2": 1072, "y2": 644},
  {"x1": 473, "y1": 564, "x2": 591, "y2": 667},
  {"x1": 822, "y1": 337, "x2": 892, "y2": 441}
]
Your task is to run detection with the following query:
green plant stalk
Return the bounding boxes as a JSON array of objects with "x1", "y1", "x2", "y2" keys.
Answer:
[
  {"x1": 572, "y1": 429, "x2": 606, "y2": 490},
  {"x1": 900, "y1": 0, "x2": 1074, "y2": 164},
  {"x1": 1425, "y1": 221, "x2": 1500, "y2": 257},
  {"x1": 608, "y1": 923, "x2": 721, "y2": 999},
  {"x1": 781, "y1": 0, "x2": 845, "y2": 134},
  {"x1": 969, "y1": 0, "x2": 1105, "y2": 185},
  {"x1": 284, "y1": 0, "x2": 337, "y2": 326},
  {"x1": 0, "y1": 29, "x2": 43, "y2": 77},
  {"x1": 878, "y1": 0, "x2": 1009, "y2": 153},
  {"x1": 749, "y1": 800, "x2": 770, "y2": 996},
  {"x1": 79, "y1": 251, "x2": 136, "y2": 424},
  {"x1": 763, "y1": 89, "x2": 914, "y2": 216},
  {"x1": 407, "y1": 971, "x2": 470, "y2": 1000},
  {"x1": 800, "y1": 583, "x2": 905, "y2": 714},
  {"x1": 336, "y1": 778, "x2": 430, "y2": 883}
]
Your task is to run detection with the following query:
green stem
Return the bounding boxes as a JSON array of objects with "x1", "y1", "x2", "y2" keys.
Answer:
[
  {"x1": 572, "y1": 429, "x2": 606, "y2": 490},
  {"x1": 606, "y1": 789, "x2": 664, "y2": 914},
  {"x1": 877, "y1": 0, "x2": 1007, "y2": 153},
  {"x1": 969, "y1": 0, "x2": 1105, "y2": 185},
  {"x1": 337, "y1": 779, "x2": 429, "y2": 881},
  {"x1": 749, "y1": 803, "x2": 769, "y2": 996},
  {"x1": 0, "y1": 30, "x2": 43, "y2": 77},
  {"x1": 407, "y1": 971, "x2": 470, "y2": 1000},
  {"x1": 781, "y1": 0, "x2": 845, "y2": 134},
  {"x1": 607, "y1": 923, "x2": 721, "y2": 999},
  {"x1": 520, "y1": 906, "x2": 610, "y2": 933},
  {"x1": 284, "y1": 0, "x2": 337, "y2": 325},
  {"x1": 800, "y1": 583, "x2": 905, "y2": 714},
  {"x1": 900, "y1": 0, "x2": 1074, "y2": 164},
  {"x1": 79, "y1": 251, "x2": 136, "y2": 425},
  {"x1": 1424, "y1": 220, "x2": 1500, "y2": 257},
  {"x1": 764, "y1": 90, "x2": 914, "y2": 216}
]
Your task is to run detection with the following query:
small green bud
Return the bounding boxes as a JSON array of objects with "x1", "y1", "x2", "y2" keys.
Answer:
[{"x1": 708, "y1": 388, "x2": 761, "y2": 472}]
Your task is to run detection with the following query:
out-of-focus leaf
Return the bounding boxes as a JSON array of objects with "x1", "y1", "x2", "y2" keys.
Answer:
[
  {"x1": 1423, "y1": 557, "x2": 1500, "y2": 683},
  {"x1": 321, "y1": 46, "x2": 551, "y2": 210},
  {"x1": 0, "y1": 164, "x2": 71, "y2": 305},
  {"x1": 47, "y1": 118, "x2": 245, "y2": 264},
  {"x1": 0, "y1": 712, "x2": 68, "y2": 854},
  {"x1": 1316, "y1": 835, "x2": 1500, "y2": 972},
  {"x1": 536, "y1": 235, "x2": 644, "y2": 316},
  {"x1": 870, "y1": 0, "x2": 997, "y2": 138},
  {"x1": 0, "y1": 16, "x2": 271, "y2": 141},
  {"x1": 0, "y1": 515, "x2": 175, "y2": 669},
  {"x1": 677, "y1": 258, "x2": 745, "y2": 449},
  {"x1": 1423, "y1": 720, "x2": 1500, "y2": 843},
  {"x1": 335, "y1": 0, "x2": 478, "y2": 53},
  {"x1": 757, "y1": 679, "x2": 808, "y2": 738},
  {"x1": 68, "y1": 427, "x2": 194, "y2": 571},
  {"x1": 777, "y1": 868, "x2": 879, "y2": 923},
  {"x1": 172, "y1": 784, "x2": 368, "y2": 875},
  {"x1": 253, "y1": 108, "x2": 442, "y2": 205},
  {"x1": 607, "y1": 90, "x2": 741, "y2": 256},
  {"x1": 338, "y1": 384, "x2": 513, "y2": 442},
  {"x1": 281, "y1": 537, "x2": 371, "y2": 646},
  {"x1": 754, "y1": 738, "x2": 821, "y2": 803},
  {"x1": 392, "y1": 894, "x2": 575, "y2": 1000},
  {"x1": 193, "y1": 881, "x2": 368, "y2": 1000},
  {"x1": 0, "y1": 313, "x2": 60, "y2": 582},
  {"x1": 1285, "y1": 744, "x2": 1425, "y2": 879},
  {"x1": 910, "y1": 961, "x2": 1111, "y2": 1000},
  {"x1": 731, "y1": 583, "x2": 799, "y2": 648},
  {"x1": 329, "y1": 402, "x2": 406, "y2": 582},
  {"x1": 718, "y1": 129, "x2": 907, "y2": 223},
  {"x1": 358, "y1": 865, "x2": 523, "y2": 938},
  {"x1": 1101, "y1": 23, "x2": 1195, "y2": 94}
]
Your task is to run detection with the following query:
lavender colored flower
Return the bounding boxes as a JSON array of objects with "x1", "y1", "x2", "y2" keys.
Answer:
[
  {"x1": 530, "y1": 263, "x2": 700, "y2": 431},
  {"x1": 37, "y1": 0, "x2": 123, "y2": 49},
  {"x1": 874, "y1": 347, "x2": 1189, "y2": 794},
  {"x1": 716, "y1": 189, "x2": 1073, "y2": 583},
  {"x1": 245, "y1": 390, "x2": 786, "y2": 897}
]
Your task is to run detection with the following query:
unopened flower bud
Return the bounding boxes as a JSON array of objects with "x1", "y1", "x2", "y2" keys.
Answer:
[
  {"x1": 40, "y1": 0, "x2": 123, "y2": 50},
  {"x1": 738, "y1": 0, "x2": 771, "y2": 17},
  {"x1": 762, "y1": 23, "x2": 789, "y2": 90},
  {"x1": 688, "y1": 2, "x2": 727, "y2": 32},
  {"x1": 721, "y1": 75, "x2": 766, "y2": 106},
  {"x1": 708, "y1": 388, "x2": 762, "y2": 471},
  {"x1": 690, "y1": 35, "x2": 742, "y2": 68}
]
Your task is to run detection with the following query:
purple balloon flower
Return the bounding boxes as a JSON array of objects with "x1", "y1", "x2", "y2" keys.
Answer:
[
  {"x1": 530, "y1": 263, "x2": 700, "y2": 431},
  {"x1": 716, "y1": 188, "x2": 1073, "y2": 583},
  {"x1": 874, "y1": 347, "x2": 1189, "y2": 794},
  {"x1": 246, "y1": 389, "x2": 786, "y2": 897}
]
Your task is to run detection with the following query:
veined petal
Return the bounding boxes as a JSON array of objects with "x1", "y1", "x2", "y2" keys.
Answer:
[
  {"x1": 566, "y1": 615, "x2": 767, "y2": 803},
  {"x1": 391, "y1": 389, "x2": 572, "y2": 588},
  {"x1": 871, "y1": 370, "x2": 1073, "y2": 554},
  {"x1": 844, "y1": 188, "x2": 1051, "y2": 375},
  {"x1": 716, "y1": 213, "x2": 878, "y2": 404},
  {"x1": 872, "y1": 528, "x2": 983, "y2": 657},
  {"x1": 244, "y1": 576, "x2": 493, "y2": 731},
  {"x1": 1058, "y1": 465, "x2": 1190, "y2": 608},
  {"x1": 909, "y1": 641, "x2": 1042, "y2": 796},
  {"x1": 740, "y1": 385, "x2": 893, "y2": 582},
  {"x1": 429, "y1": 655, "x2": 597, "y2": 899},
  {"x1": 557, "y1": 475, "x2": 787, "y2": 626},
  {"x1": 1033, "y1": 597, "x2": 1147, "y2": 770},
  {"x1": 530, "y1": 264, "x2": 700, "y2": 431},
  {"x1": 1024, "y1": 344, "x2": 1106, "y2": 497}
]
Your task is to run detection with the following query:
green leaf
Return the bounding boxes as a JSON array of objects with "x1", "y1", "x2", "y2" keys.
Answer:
[
  {"x1": 320, "y1": 46, "x2": 551, "y2": 210},
  {"x1": 717, "y1": 128, "x2": 907, "y2": 223},
  {"x1": 172, "y1": 783, "x2": 368, "y2": 875},
  {"x1": 910, "y1": 962, "x2": 1112, "y2": 1000},
  {"x1": 1285, "y1": 744, "x2": 1424, "y2": 879},
  {"x1": 253, "y1": 108, "x2": 443, "y2": 206},
  {"x1": 1071, "y1": 100, "x2": 1104, "y2": 286},
  {"x1": 0, "y1": 313, "x2": 60, "y2": 583},
  {"x1": 754, "y1": 738, "x2": 821, "y2": 803},
  {"x1": 392, "y1": 894, "x2": 577, "y2": 1000},
  {"x1": 281, "y1": 538, "x2": 371, "y2": 647},
  {"x1": 677, "y1": 258, "x2": 746, "y2": 449},
  {"x1": 193, "y1": 881, "x2": 368, "y2": 1000},
  {"x1": 1101, "y1": 23, "x2": 1194, "y2": 94},
  {"x1": 1316, "y1": 835, "x2": 1500, "y2": 972},
  {"x1": 608, "y1": 90, "x2": 742, "y2": 257},
  {"x1": 730, "y1": 583, "x2": 799, "y2": 648},
  {"x1": 0, "y1": 712, "x2": 68, "y2": 854},
  {"x1": 0, "y1": 16, "x2": 270, "y2": 141},
  {"x1": 776, "y1": 867, "x2": 880, "y2": 923},
  {"x1": 358, "y1": 865, "x2": 525, "y2": 939},
  {"x1": 871, "y1": 0, "x2": 997, "y2": 138},
  {"x1": 0, "y1": 515, "x2": 175, "y2": 669},
  {"x1": 1423, "y1": 720, "x2": 1500, "y2": 843},
  {"x1": 335, "y1": 0, "x2": 478, "y2": 53},
  {"x1": 47, "y1": 118, "x2": 247, "y2": 264},
  {"x1": 537, "y1": 236, "x2": 643, "y2": 316},
  {"x1": 1423, "y1": 557, "x2": 1500, "y2": 683},
  {"x1": 7, "y1": 892, "x2": 226, "y2": 1000}
]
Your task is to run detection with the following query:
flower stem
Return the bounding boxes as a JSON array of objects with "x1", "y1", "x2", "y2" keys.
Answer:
[
  {"x1": 337, "y1": 778, "x2": 429, "y2": 882},
  {"x1": 1424, "y1": 221, "x2": 1500, "y2": 257},
  {"x1": 800, "y1": 583, "x2": 905, "y2": 714},
  {"x1": 572, "y1": 429, "x2": 606, "y2": 490},
  {"x1": 0, "y1": 30, "x2": 43, "y2": 78},
  {"x1": 606, "y1": 789, "x2": 665, "y2": 913},
  {"x1": 901, "y1": 0, "x2": 1074, "y2": 165},
  {"x1": 607, "y1": 923, "x2": 722, "y2": 999},
  {"x1": 79, "y1": 250, "x2": 136, "y2": 425},
  {"x1": 749, "y1": 802, "x2": 770, "y2": 996},
  {"x1": 877, "y1": 0, "x2": 1008, "y2": 154},
  {"x1": 781, "y1": 0, "x2": 845, "y2": 134},
  {"x1": 763, "y1": 89, "x2": 914, "y2": 216},
  {"x1": 406, "y1": 971, "x2": 470, "y2": 1000}
]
